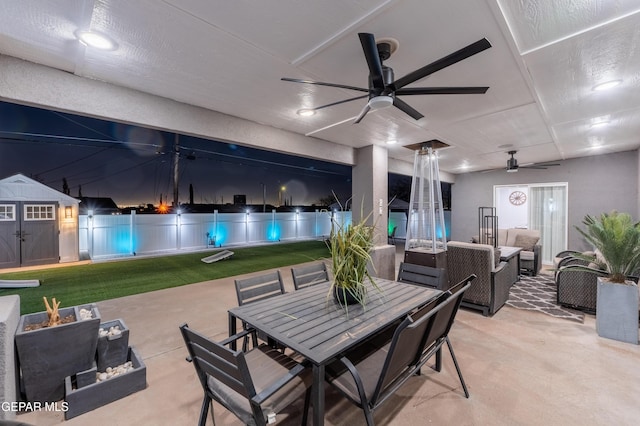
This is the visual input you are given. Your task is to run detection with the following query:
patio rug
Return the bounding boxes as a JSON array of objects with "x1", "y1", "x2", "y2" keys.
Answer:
[{"x1": 507, "y1": 274, "x2": 585, "y2": 323}]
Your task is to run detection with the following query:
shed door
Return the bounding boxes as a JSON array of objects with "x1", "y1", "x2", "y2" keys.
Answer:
[
  {"x1": 20, "y1": 202, "x2": 60, "y2": 267},
  {"x1": 0, "y1": 203, "x2": 19, "y2": 268}
]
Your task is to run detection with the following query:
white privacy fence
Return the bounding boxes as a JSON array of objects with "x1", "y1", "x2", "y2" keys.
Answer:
[{"x1": 79, "y1": 210, "x2": 412, "y2": 259}]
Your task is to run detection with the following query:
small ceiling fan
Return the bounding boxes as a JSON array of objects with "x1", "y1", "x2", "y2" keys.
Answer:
[
  {"x1": 506, "y1": 150, "x2": 560, "y2": 172},
  {"x1": 282, "y1": 33, "x2": 492, "y2": 123}
]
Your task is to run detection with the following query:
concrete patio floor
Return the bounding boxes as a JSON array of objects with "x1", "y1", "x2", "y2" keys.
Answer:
[{"x1": 15, "y1": 250, "x2": 640, "y2": 426}]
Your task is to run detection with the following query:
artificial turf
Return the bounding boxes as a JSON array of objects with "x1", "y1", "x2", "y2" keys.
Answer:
[{"x1": 0, "y1": 240, "x2": 329, "y2": 314}]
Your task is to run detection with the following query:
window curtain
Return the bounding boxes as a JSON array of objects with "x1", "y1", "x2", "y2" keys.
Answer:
[{"x1": 529, "y1": 185, "x2": 567, "y2": 264}]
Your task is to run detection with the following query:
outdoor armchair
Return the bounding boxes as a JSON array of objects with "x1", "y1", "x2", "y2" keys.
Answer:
[
  {"x1": 446, "y1": 241, "x2": 512, "y2": 316},
  {"x1": 324, "y1": 275, "x2": 475, "y2": 426},
  {"x1": 180, "y1": 323, "x2": 312, "y2": 426}
]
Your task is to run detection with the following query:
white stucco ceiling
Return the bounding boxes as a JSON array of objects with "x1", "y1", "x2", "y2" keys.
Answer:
[{"x1": 0, "y1": 0, "x2": 638, "y2": 174}]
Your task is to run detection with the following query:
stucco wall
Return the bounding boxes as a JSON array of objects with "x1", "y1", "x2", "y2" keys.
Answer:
[{"x1": 450, "y1": 150, "x2": 638, "y2": 251}]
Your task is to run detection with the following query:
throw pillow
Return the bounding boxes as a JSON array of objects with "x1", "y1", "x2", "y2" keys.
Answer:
[{"x1": 514, "y1": 234, "x2": 539, "y2": 251}]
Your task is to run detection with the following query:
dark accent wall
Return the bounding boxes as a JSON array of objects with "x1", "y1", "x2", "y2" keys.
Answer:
[{"x1": 450, "y1": 150, "x2": 638, "y2": 251}]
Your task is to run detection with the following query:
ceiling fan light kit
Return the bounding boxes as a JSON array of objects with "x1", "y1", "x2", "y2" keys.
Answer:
[
  {"x1": 282, "y1": 32, "x2": 492, "y2": 123},
  {"x1": 367, "y1": 95, "x2": 393, "y2": 109}
]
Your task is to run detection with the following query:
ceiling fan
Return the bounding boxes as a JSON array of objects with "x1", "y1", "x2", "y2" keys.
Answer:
[
  {"x1": 506, "y1": 150, "x2": 560, "y2": 172},
  {"x1": 282, "y1": 33, "x2": 492, "y2": 123}
]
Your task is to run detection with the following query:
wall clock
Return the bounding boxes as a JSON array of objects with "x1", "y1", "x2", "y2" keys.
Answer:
[{"x1": 509, "y1": 191, "x2": 526, "y2": 206}]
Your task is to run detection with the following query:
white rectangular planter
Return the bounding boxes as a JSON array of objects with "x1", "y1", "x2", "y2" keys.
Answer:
[{"x1": 596, "y1": 278, "x2": 639, "y2": 344}]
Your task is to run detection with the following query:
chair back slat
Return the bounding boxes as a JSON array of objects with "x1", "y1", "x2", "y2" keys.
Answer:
[
  {"x1": 180, "y1": 324, "x2": 254, "y2": 399},
  {"x1": 292, "y1": 262, "x2": 330, "y2": 290},
  {"x1": 397, "y1": 262, "x2": 449, "y2": 290},
  {"x1": 235, "y1": 271, "x2": 285, "y2": 305}
]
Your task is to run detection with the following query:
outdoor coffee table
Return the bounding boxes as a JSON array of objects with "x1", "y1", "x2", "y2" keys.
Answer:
[{"x1": 228, "y1": 277, "x2": 442, "y2": 426}]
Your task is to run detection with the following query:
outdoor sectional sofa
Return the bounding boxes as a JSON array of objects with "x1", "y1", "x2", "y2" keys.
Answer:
[{"x1": 474, "y1": 228, "x2": 542, "y2": 276}]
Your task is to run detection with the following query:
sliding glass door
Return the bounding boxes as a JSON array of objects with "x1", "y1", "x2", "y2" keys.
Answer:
[{"x1": 495, "y1": 183, "x2": 567, "y2": 265}]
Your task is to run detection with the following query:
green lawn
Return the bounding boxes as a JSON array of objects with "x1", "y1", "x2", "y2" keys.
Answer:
[{"x1": 0, "y1": 240, "x2": 329, "y2": 314}]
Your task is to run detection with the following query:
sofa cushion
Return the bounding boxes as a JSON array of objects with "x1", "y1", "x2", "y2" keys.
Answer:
[
  {"x1": 497, "y1": 229, "x2": 508, "y2": 246},
  {"x1": 505, "y1": 229, "x2": 540, "y2": 247},
  {"x1": 520, "y1": 251, "x2": 535, "y2": 261},
  {"x1": 514, "y1": 234, "x2": 539, "y2": 251}
]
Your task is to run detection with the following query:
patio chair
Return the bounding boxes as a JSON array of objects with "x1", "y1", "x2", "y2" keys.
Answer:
[
  {"x1": 179, "y1": 323, "x2": 312, "y2": 426},
  {"x1": 388, "y1": 226, "x2": 397, "y2": 244},
  {"x1": 234, "y1": 271, "x2": 286, "y2": 350},
  {"x1": 324, "y1": 274, "x2": 475, "y2": 426},
  {"x1": 397, "y1": 262, "x2": 449, "y2": 290},
  {"x1": 291, "y1": 262, "x2": 330, "y2": 290},
  {"x1": 555, "y1": 254, "x2": 602, "y2": 313}
]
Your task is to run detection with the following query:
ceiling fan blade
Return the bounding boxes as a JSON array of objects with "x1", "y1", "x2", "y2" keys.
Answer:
[
  {"x1": 393, "y1": 97, "x2": 424, "y2": 120},
  {"x1": 353, "y1": 104, "x2": 371, "y2": 124},
  {"x1": 281, "y1": 78, "x2": 368, "y2": 93},
  {"x1": 521, "y1": 163, "x2": 560, "y2": 169},
  {"x1": 392, "y1": 38, "x2": 492, "y2": 90},
  {"x1": 310, "y1": 95, "x2": 369, "y2": 111},
  {"x1": 395, "y1": 86, "x2": 490, "y2": 95},
  {"x1": 358, "y1": 33, "x2": 385, "y2": 90}
]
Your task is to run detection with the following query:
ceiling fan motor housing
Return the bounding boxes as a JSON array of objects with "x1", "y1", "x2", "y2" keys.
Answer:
[
  {"x1": 377, "y1": 42, "x2": 392, "y2": 61},
  {"x1": 369, "y1": 67, "x2": 395, "y2": 95},
  {"x1": 507, "y1": 156, "x2": 518, "y2": 171}
]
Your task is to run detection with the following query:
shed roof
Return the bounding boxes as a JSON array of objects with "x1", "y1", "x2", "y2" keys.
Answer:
[{"x1": 0, "y1": 173, "x2": 79, "y2": 204}]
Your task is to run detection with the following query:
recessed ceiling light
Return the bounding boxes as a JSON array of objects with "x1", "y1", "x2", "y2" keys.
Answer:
[
  {"x1": 386, "y1": 139, "x2": 397, "y2": 145},
  {"x1": 590, "y1": 120, "x2": 609, "y2": 129},
  {"x1": 296, "y1": 109, "x2": 315, "y2": 117},
  {"x1": 75, "y1": 30, "x2": 118, "y2": 50},
  {"x1": 592, "y1": 80, "x2": 622, "y2": 91}
]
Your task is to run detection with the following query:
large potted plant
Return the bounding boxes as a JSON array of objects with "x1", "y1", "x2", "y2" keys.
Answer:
[
  {"x1": 573, "y1": 211, "x2": 640, "y2": 344},
  {"x1": 326, "y1": 206, "x2": 381, "y2": 310}
]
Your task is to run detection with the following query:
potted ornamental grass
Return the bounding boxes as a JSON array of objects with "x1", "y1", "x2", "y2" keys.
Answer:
[
  {"x1": 326, "y1": 201, "x2": 381, "y2": 311},
  {"x1": 572, "y1": 211, "x2": 640, "y2": 344}
]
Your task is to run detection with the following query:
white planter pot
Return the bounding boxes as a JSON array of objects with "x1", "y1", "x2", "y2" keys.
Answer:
[{"x1": 596, "y1": 278, "x2": 639, "y2": 344}]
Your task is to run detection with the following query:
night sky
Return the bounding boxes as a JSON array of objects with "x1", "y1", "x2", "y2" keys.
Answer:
[{"x1": 0, "y1": 101, "x2": 354, "y2": 207}]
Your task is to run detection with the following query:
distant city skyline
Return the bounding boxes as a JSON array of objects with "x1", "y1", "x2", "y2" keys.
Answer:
[{"x1": 0, "y1": 101, "x2": 353, "y2": 207}]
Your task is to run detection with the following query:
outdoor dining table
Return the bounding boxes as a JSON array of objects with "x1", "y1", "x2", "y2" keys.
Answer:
[{"x1": 228, "y1": 277, "x2": 442, "y2": 426}]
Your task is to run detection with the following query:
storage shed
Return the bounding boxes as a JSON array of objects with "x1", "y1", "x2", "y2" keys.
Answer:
[{"x1": 0, "y1": 173, "x2": 80, "y2": 268}]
